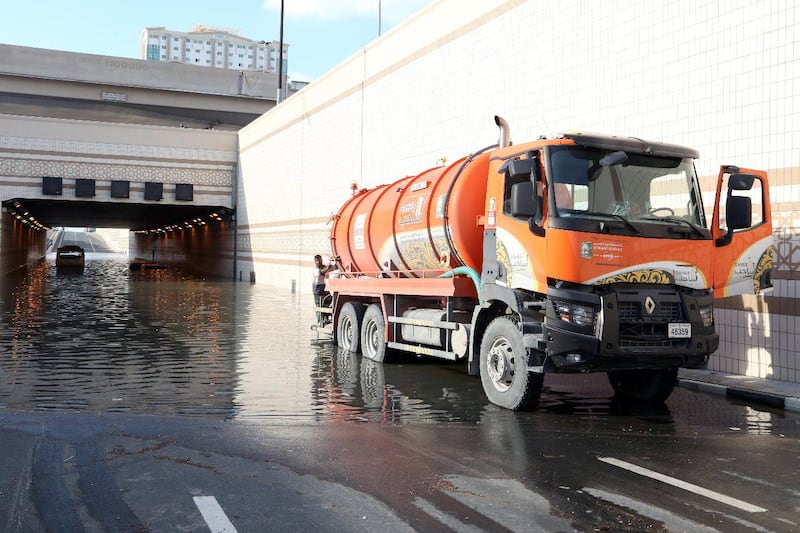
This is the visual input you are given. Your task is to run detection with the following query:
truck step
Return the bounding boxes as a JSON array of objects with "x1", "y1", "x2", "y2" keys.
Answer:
[{"x1": 387, "y1": 342, "x2": 457, "y2": 361}]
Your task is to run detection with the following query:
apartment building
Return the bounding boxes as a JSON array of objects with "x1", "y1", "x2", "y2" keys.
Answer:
[{"x1": 141, "y1": 25, "x2": 288, "y2": 73}]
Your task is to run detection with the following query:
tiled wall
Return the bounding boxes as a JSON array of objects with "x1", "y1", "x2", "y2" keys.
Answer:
[{"x1": 237, "y1": 0, "x2": 800, "y2": 383}]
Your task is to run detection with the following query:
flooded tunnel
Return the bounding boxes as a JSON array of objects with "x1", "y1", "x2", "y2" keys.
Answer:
[
  {"x1": 0, "y1": 46, "x2": 279, "y2": 419},
  {"x1": 2, "y1": 197, "x2": 236, "y2": 278}
]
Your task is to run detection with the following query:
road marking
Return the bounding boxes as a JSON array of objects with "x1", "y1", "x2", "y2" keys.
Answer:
[
  {"x1": 582, "y1": 487, "x2": 719, "y2": 533},
  {"x1": 598, "y1": 457, "x2": 767, "y2": 513},
  {"x1": 193, "y1": 496, "x2": 238, "y2": 533},
  {"x1": 414, "y1": 497, "x2": 482, "y2": 533}
]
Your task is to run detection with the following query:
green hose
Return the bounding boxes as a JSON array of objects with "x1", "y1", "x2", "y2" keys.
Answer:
[{"x1": 439, "y1": 266, "x2": 483, "y2": 304}]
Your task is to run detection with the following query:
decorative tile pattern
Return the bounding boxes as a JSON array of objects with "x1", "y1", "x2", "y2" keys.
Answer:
[{"x1": 0, "y1": 156, "x2": 232, "y2": 186}]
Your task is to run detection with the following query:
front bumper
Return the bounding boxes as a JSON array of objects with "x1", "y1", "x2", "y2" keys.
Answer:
[
  {"x1": 543, "y1": 323, "x2": 715, "y2": 371},
  {"x1": 543, "y1": 285, "x2": 717, "y2": 372}
]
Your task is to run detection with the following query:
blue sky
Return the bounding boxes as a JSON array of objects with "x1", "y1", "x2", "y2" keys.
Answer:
[{"x1": 0, "y1": 0, "x2": 431, "y2": 81}]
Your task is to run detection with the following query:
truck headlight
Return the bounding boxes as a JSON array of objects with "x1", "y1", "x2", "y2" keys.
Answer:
[
  {"x1": 699, "y1": 304, "x2": 714, "y2": 327},
  {"x1": 555, "y1": 300, "x2": 596, "y2": 328}
]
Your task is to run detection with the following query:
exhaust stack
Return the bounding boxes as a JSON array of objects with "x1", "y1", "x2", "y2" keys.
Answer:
[{"x1": 494, "y1": 115, "x2": 511, "y2": 148}]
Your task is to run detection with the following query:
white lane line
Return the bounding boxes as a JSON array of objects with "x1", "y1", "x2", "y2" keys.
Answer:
[
  {"x1": 193, "y1": 496, "x2": 238, "y2": 533},
  {"x1": 598, "y1": 457, "x2": 767, "y2": 514},
  {"x1": 414, "y1": 497, "x2": 483, "y2": 533},
  {"x1": 582, "y1": 487, "x2": 720, "y2": 533}
]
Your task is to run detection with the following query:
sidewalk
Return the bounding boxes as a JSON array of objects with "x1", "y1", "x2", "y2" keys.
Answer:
[{"x1": 678, "y1": 368, "x2": 800, "y2": 413}]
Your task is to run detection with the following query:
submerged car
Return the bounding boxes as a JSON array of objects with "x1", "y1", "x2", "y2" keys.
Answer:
[{"x1": 56, "y1": 245, "x2": 85, "y2": 270}]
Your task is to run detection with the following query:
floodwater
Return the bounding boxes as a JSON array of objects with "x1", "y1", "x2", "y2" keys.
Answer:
[
  {"x1": 0, "y1": 254, "x2": 796, "y2": 436},
  {"x1": 0, "y1": 254, "x2": 496, "y2": 422}
]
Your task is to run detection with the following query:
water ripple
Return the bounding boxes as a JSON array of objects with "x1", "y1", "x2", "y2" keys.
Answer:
[{"x1": 0, "y1": 255, "x2": 489, "y2": 422}]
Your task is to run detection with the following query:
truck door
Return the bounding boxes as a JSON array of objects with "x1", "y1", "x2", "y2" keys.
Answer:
[{"x1": 711, "y1": 167, "x2": 774, "y2": 298}]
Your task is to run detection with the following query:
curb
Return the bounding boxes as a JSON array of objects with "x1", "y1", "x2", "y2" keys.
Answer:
[{"x1": 678, "y1": 378, "x2": 800, "y2": 413}]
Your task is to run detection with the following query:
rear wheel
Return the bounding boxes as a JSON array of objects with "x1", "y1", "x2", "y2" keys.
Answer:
[
  {"x1": 479, "y1": 317, "x2": 542, "y2": 410},
  {"x1": 361, "y1": 304, "x2": 387, "y2": 362},
  {"x1": 337, "y1": 302, "x2": 364, "y2": 352},
  {"x1": 607, "y1": 368, "x2": 678, "y2": 403}
]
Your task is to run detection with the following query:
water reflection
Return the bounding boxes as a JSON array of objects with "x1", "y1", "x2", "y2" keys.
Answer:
[
  {"x1": 0, "y1": 256, "x2": 796, "y2": 437},
  {"x1": 0, "y1": 255, "x2": 242, "y2": 416},
  {"x1": 308, "y1": 347, "x2": 488, "y2": 424}
]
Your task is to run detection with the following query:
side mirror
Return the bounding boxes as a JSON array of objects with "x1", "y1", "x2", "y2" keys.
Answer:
[
  {"x1": 510, "y1": 181, "x2": 538, "y2": 218},
  {"x1": 504, "y1": 158, "x2": 535, "y2": 179},
  {"x1": 728, "y1": 173, "x2": 756, "y2": 191},
  {"x1": 726, "y1": 195, "x2": 752, "y2": 230},
  {"x1": 716, "y1": 195, "x2": 752, "y2": 246}
]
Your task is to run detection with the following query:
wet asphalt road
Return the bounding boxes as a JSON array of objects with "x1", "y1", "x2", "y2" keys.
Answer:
[{"x1": 0, "y1": 254, "x2": 798, "y2": 532}]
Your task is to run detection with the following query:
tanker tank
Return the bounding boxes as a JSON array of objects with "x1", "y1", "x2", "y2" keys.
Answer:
[{"x1": 331, "y1": 152, "x2": 491, "y2": 277}]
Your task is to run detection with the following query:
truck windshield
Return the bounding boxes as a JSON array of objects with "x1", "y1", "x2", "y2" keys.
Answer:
[{"x1": 549, "y1": 146, "x2": 707, "y2": 235}]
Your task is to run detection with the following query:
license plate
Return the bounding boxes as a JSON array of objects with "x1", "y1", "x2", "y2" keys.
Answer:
[{"x1": 668, "y1": 323, "x2": 691, "y2": 338}]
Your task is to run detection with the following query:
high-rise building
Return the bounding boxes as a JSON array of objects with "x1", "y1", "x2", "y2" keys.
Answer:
[{"x1": 140, "y1": 25, "x2": 288, "y2": 73}]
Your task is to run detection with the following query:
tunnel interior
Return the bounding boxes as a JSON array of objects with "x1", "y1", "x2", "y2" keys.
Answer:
[
  {"x1": 3, "y1": 198, "x2": 233, "y2": 232},
  {"x1": 2, "y1": 198, "x2": 237, "y2": 279}
]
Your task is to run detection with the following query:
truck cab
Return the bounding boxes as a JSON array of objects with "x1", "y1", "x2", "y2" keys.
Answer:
[{"x1": 474, "y1": 132, "x2": 773, "y2": 407}]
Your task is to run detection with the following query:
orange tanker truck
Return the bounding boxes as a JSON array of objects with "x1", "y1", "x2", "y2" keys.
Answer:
[{"x1": 319, "y1": 117, "x2": 774, "y2": 410}]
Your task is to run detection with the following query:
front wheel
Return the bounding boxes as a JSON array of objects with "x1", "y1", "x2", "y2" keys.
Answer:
[
  {"x1": 607, "y1": 368, "x2": 678, "y2": 403},
  {"x1": 479, "y1": 317, "x2": 542, "y2": 410},
  {"x1": 360, "y1": 304, "x2": 387, "y2": 362}
]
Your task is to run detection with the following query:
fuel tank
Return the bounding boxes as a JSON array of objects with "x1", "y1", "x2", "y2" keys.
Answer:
[{"x1": 331, "y1": 152, "x2": 491, "y2": 277}]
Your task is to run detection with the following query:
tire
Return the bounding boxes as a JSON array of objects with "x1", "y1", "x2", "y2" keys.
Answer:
[
  {"x1": 337, "y1": 302, "x2": 364, "y2": 352},
  {"x1": 479, "y1": 317, "x2": 543, "y2": 410},
  {"x1": 360, "y1": 357, "x2": 386, "y2": 408},
  {"x1": 360, "y1": 304, "x2": 387, "y2": 363},
  {"x1": 607, "y1": 368, "x2": 678, "y2": 403}
]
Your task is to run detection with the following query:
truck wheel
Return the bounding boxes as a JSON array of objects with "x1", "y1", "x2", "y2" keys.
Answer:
[
  {"x1": 337, "y1": 302, "x2": 364, "y2": 352},
  {"x1": 607, "y1": 368, "x2": 678, "y2": 403},
  {"x1": 361, "y1": 304, "x2": 387, "y2": 363},
  {"x1": 479, "y1": 317, "x2": 543, "y2": 410}
]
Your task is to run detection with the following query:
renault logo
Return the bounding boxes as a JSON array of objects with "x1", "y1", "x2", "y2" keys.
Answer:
[{"x1": 644, "y1": 296, "x2": 656, "y2": 315}]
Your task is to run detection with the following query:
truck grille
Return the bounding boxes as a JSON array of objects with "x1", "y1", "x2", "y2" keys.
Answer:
[
  {"x1": 618, "y1": 302, "x2": 682, "y2": 322},
  {"x1": 617, "y1": 296, "x2": 687, "y2": 351}
]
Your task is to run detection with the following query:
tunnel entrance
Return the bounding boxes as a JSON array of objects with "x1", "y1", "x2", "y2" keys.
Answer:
[
  {"x1": 3, "y1": 198, "x2": 237, "y2": 279},
  {"x1": 3, "y1": 198, "x2": 233, "y2": 231}
]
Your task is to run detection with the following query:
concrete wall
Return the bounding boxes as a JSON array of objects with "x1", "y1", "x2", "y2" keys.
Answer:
[
  {"x1": 0, "y1": 213, "x2": 46, "y2": 275},
  {"x1": 0, "y1": 44, "x2": 279, "y2": 100},
  {"x1": 131, "y1": 221, "x2": 237, "y2": 280},
  {"x1": 0, "y1": 113, "x2": 238, "y2": 276},
  {"x1": 237, "y1": 0, "x2": 800, "y2": 384},
  {"x1": 0, "y1": 115, "x2": 238, "y2": 211}
]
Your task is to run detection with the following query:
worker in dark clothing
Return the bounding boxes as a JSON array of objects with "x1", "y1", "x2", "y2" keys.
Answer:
[{"x1": 312, "y1": 255, "x2": 334, "y2": 325}]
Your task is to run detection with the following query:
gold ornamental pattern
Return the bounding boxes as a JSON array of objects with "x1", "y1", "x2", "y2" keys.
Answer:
[
  {"x1": 753, "y1": 245, "x2": 775, "y2": 294},
  {"x1": 496, "y1": 240, "x2": 512, "y2": 285},
  {"x1": 398, "y1": 236, "x2": 449, "y2": 271},
  {"x1": 594, "y1": 269, "x2": 674, "y2": 286}
]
